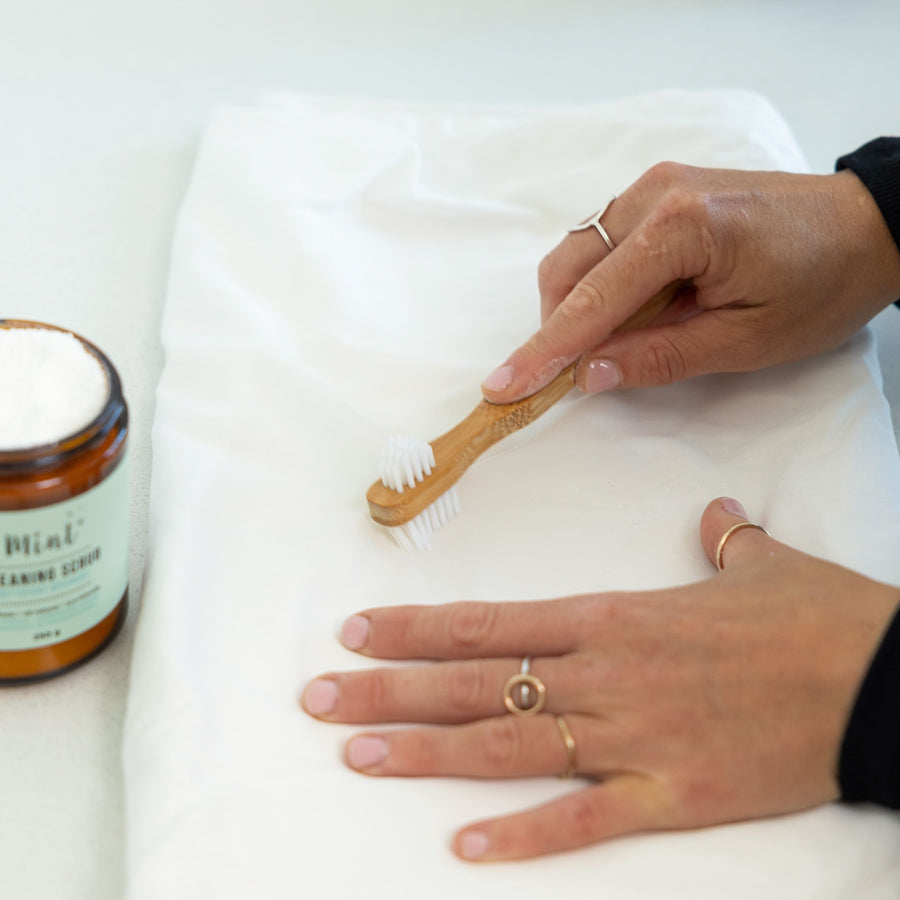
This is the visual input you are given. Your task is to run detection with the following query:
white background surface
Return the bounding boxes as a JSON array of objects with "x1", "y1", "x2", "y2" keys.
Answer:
[{"x1": 1, "y1": 2, "x2": 899, "y2": 897}]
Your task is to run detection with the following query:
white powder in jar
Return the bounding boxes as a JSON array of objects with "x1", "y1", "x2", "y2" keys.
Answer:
[{"x1": 0, "y1": 327, "x2": 110, "y2": 450}]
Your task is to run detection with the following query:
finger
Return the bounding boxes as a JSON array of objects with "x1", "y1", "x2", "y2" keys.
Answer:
[
  {"x1": 302, "y1": 654, "x2": 591, "y2": 724},
  {"x1": 303, "y1": 658, "x2": 519, "y2": 724},
  {"x1": 336, "y1": 598, "x2": 584, "y2": 660},
  {"x1": 483, "y1": 170, "x2": 746, "y2": 403},
  {"x1": 482, "y1": 213, "x2": 700, "y2": 403},
  {"x1": 538, "y1": 204, "x2": 623, "y2": 324},
  {"x1": 453, "y1": 777, "x2": 662, "y2": 861},
  {"x1": 482, "y1": 256, "x2": 673, "y2": 402},
  {"x1": 573, "y1": 305, "x2": 763, "y2": 392},
  {"x1": 342, "y1": 713, "x2": 594, "y2": 779},
  {"x1": 699, "y1": 496, "x2": 775, "y2": 571}
]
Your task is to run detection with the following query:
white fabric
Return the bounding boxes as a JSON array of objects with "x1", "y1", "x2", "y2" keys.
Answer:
[{"x1": 124, "y1": 90, "x2": 900, "y2": 899}]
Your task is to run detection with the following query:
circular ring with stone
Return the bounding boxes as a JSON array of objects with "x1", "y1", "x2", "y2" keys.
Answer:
[{"x1": 502, "y1": 657, "x2": 546, "y2": 716}]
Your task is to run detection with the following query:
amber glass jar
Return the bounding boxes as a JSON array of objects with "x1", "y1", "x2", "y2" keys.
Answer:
[{"x1": 0, "y1": 320, "x2": 129, "y2": 683}]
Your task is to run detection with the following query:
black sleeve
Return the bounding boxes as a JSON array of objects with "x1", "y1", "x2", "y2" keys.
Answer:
[
  {"x1": 839, "y1": 602, "x2": 900, "y2": 808},
  {"x1": 836, "y1": 137, "x2": 900, "y2": 255},
  {"x1": 834, "y1": 146, "x2": 900, "y2": 805}
]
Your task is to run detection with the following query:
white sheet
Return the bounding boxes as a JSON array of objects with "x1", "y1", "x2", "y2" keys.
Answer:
[{"x1": 124, "y1": 90, "x2": 900, "y2": 899}]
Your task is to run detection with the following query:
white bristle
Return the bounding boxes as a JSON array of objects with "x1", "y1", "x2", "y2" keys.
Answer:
[
  {"x1": 378, "y1": 436, "x2": 460, "y2": 551},
  {"x1": 380, "y1": 436, "x2": 435, "y2": 492},
  {"x1": 384, "y1": 486, "x2": 460, "y2": 552}
]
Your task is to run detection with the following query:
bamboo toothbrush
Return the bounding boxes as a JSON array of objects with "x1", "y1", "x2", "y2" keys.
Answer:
[{"x1": 367, "y1": 281, "x2": 683, "y2": 550}]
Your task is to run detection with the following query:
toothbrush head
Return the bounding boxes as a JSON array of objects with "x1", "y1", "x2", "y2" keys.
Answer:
[{"x1": 369, "y1": 436, "x2": 460, "y2": 551}]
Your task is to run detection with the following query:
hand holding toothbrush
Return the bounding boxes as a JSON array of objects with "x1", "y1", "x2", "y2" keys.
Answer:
[
  {"x1": 367, "y1": 155, "x2": 900, "y2": 549},
  {"x1": 481, "y1": 162, "x2": 900, "y2": 403}
]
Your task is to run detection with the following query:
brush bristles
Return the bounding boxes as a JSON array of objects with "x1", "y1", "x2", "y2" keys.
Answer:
[
  {"x1": 380, "y1": 436, "x2": 435, "y2": 492},
  {"x1": 384, "y1": 488, "x2": 460, "y2": 551},
  {"x1": 379, "y1": 436, "x2": 459, "y2": 550}
]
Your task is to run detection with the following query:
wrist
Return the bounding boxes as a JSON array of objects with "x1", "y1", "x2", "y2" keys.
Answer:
[{"x1": 832, "y1": 168, "x2": 900, "y2": 311}]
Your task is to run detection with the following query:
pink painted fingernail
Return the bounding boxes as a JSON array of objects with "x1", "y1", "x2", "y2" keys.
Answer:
[
  {"x1": 340, "y1": 615, "x2": 370, "y2": 650},
  {"x1": 584, "y1": 358, "x2": 622, "y2": 393},
  {"x1": 346, "y1": 736, "x2": 389, "y2": 769},
  {"x1": 482, "y1": 364, "x2": 514, "y2": 393},
  {"x1": 303, "y1": 679, "x2": 339, "y2": 716},
  {"x1": 720, "y1": 497, "x2": 748, "y2": 518},
  {"x1": 458, "y1": 830, "x2": 490, "y2": 860}
]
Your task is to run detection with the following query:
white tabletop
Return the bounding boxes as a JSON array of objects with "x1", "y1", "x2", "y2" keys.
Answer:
[{"x1": 2, "y1": 2, "x2": 899, "y2": 897}]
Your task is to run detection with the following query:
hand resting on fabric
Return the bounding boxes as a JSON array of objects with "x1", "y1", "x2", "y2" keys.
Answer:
[
  {"x1": 302, "y1": 497, "x2": 900, "y2": 861},
  {"x1": 481, "y1": 163, "x2": 900, "y2": 402}
]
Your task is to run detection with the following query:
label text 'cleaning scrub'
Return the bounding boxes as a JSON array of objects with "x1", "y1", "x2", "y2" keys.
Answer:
[{"x1": 0, "y1": 321, "x2": 129, "y2": 683}]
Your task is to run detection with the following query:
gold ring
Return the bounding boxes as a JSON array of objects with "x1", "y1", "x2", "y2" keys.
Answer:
[
  {"x1": 555, "y1": 715, "x2": 577, "y2": 779},
  {"x1": 502, "y1": 657, "x2": 546, "y2": 716},
  {"x1": 715, "y1": 521, "x2": 770, "y2": 571}
]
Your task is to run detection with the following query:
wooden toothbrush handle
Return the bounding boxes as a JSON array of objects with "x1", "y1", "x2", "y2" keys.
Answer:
[
  {"x1": 366, "y1": 280, "x2": 684, "y2": 526},
  {"x1": 614, "y1": 279, "x2": 683, "y2": 333}
]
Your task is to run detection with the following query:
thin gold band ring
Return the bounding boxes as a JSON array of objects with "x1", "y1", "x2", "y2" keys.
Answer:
[
  {"x1": 715, "y1": 521, "x2": 770, "y2": 571},
  {"x1": 555, "y1": 715, "x2": 577, "y2": 779}
]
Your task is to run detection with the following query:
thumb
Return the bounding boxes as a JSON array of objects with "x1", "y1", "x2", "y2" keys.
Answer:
[
  {"x1": 575, "y1": 310, "x2": 753, "y2": 393},
  {"x1": 481, "y1": 245, "x2": 687, "y2": 403},
  {"x1": 700, "y1": 497, "x2": 773, "y2": 572},
  {"x1": 481, "y1": 280, "x2": 686, "y2": 403}
]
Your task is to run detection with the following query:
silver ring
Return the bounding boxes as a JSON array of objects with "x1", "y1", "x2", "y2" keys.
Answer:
[
  {"x1": 569, "y1": 195, "x2": 616, "y2": 251},
  {"x1": 520, "y1": 656, "x2": 532, "y2": 707}
]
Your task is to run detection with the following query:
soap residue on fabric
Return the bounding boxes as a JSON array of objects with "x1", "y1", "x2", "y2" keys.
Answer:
[{"x1": 0, "y1": 328, "x2": 109, "y2": 449}]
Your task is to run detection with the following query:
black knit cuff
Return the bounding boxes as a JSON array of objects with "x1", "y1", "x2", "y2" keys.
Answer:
[
  {"x1": 836, "y1": 137, "x2": 900, "y2": 255},
  {"x1": 839, "y1": 602, "x2": 900, "y2": 808}
]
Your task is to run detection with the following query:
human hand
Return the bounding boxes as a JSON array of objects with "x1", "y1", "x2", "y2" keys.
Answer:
[
  {"x1": 481, "y1": 165, "x2": 900, "y2": 402},
  {"x1": 302, "y1": 497, "x2": 900, "y2": 861}
]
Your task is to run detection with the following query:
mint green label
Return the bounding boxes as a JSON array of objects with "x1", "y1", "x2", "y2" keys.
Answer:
[{"x1": 0, "y1": 455, "x2": 129, "y2": 650}]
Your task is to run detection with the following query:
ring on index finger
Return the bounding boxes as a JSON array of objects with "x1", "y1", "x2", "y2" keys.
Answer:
[{"x1": 569, "y1": 195, "x2": 616, "y2": 252}]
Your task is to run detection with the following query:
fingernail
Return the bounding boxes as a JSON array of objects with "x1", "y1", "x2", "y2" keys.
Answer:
[
  {"x1": 340, "y1": 615, "x2": 370, "y2": 650},
  {"x1": 346, "y1": 735, "x2": 389, "y2": 769},
  {"x1": 720, "y1": 497, "x2": 748, "y2": 518},
  {"x1": 303, "y1": 678, "x2": 339, "y2": 716},
  {"x1": 584, "y1": 358, "x2": 622, "y2": 393},
  {"x1": 458, "y1": 830, "x2": 490, "y2": 860},
  {"x1": 482, "y1": 364, "x2": 514, "y2": 394}
]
